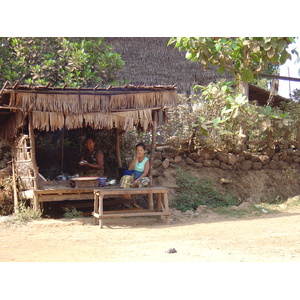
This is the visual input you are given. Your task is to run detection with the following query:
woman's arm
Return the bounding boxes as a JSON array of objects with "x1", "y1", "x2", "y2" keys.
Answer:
[
  {"x1": 82, "y1": 151, "x2": 104, "y2": 169},
  {"x1": 128, "y1": 157, "x2": 137, "y2": 170}
]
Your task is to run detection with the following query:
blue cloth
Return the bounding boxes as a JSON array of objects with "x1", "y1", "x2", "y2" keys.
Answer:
[{"x1": 133, "y1": 170, "x2": 144, "y2": 180}]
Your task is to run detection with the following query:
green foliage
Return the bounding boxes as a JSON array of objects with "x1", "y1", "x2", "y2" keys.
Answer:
[
  {"x1": 16, "y1": 201, "x2": 43, "y2": 222},
  {"x1": 63, "y1": 207, "x2": 83, "y2": 218},
  {"x1": 164, "y1": 80, "x2": 295, "y2": 152},
  {"x1": 0, "y1": 176, "x2": 14, "y2": 215},
  {"x1": 174, "y1": 168, "x2": 238, "y2": 212},
  {"x1": 168, "y1": 37, "x2": 295, "y2": 95},
  {"x1": 0, "y1": 37, "x2": 125, "y2": 87}
]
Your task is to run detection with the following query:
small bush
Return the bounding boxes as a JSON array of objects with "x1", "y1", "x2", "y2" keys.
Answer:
[
  {"x1": 63, "y1": 208, "x2": 83, "y2": 218},
  {"x1": 174, "y1": 168, "x2": 238, "y2": 212},
  {"x1": 16, "y1": 201, "x2": 43, "y2": 222},
  {"x1": 0, "y1": 176, "x2": 14, "y2": 216}
]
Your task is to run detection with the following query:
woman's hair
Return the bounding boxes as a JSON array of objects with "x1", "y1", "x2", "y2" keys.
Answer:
[
  {"x1": 136, "y1": 142, "x2": 146, "y2": 150},
  {"x1": 85, "y1": 136, "x2": 95, "y2": 143}
]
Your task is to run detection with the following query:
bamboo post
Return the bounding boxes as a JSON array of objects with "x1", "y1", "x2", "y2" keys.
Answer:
[
  {"x1": 115, "y1": 128, "x2": 122, "y2": 168},
  {"x1": 146, "y1": 110, "x2": 158, "y2": 210},
  {"x1": 149, "y1": 110, "x2": 158, "y2": 184},
  {"x1": 28, "y1": 112, "x2": 40, "y2": 211},
  {"x1": 11, "y1": 146, "x2": 19, "y2": 214},
  {"x1": 61, "y1": 125, "x2": 65, "y2": 174}
]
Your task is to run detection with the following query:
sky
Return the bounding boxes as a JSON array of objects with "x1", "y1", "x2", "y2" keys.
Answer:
[{"x1": 278, "y1": 38, "x2": 300, "y2": 98}]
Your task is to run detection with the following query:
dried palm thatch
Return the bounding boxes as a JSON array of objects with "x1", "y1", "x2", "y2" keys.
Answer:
[
  {"x1": 0, "y1": 84, "x2": 177, "y2": 141},
  {"x1": 103, "y1": 37, "x2": 233, "y2": 94}
]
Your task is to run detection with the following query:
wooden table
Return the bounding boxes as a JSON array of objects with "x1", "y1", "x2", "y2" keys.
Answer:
[{"x1": 92, "y1": 186, "x2": 170, "y2": 228}]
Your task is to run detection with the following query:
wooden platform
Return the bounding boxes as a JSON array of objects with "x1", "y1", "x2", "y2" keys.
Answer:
[{"x1": 92, "y1": 186, "x2": 170, "y2": 228}]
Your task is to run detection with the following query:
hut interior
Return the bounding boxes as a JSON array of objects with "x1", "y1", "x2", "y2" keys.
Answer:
[{"x1": 0, "y1": 83, "x2": 177, "y2": 215}]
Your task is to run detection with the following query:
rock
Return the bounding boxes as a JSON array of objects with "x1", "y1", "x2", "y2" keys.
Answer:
[
  {"x1": 269, "y1": 160, "x2": 279, "y2": 169},
  {"x1": 211, "y1": 159, "x2": 220, "y2": 168},
  {"x1": 241, "y1": 160, "x2": 252, "y2": 171},
  {"x1": 162, "y1": 159, "x2": 170, "y2": 169},
  {"x1": 195, "y1": 156, "x2": 204, "y2": 163},
  {"x1": 263, "y1": 148, "x2": 275, "y2": 158},
  {"x1": 174, "y1": 155, "x2": 182, "y2": 163},
  {"x1": 220, "y1": 162, "x2": 229, "y2": 170},
  {"x1": 227, "y1": 153, "x2": 237, "y2": 165},
  {"x1": 151, "y1": 169, "x2": 161, "y2": 177},
  {"x1": 200, "y1": 148, "x2": 216, "y2": 160},
  {"x1": 185, "y1": 157, "x2": 195, "y2": 165},
  {"x1": 203, "y1": 160, "x2": 212, "y2": 167},
  {"x1": 293, "y1": 150, "x2": 300, "y2": 157},
  {"x1": 189, "y1": 152, "x2": 198, "y2": 161},
  {"x1": 292, "y1": 156, "x2": 300, "y2": 163},
  {"x1": 170, "y1": 208, "x2": 182, "y2": 215},
  {"x1": 162, "y1": 147, "x2": 178, "y2": 159},
  {"x1": 154, "y1": 152, "x2": 163, "y2": 160},
  {"x1": 238, "y1": 202, "x2": 251, "y2": 209},
  {"x1": 196, "y1": 205, "x2": 207, "y2": 213},
  {"x1": 194, "y1": 163, "x2": 203, "y2": 168},
  {"x1": 216, "y1": 152, "x2": 228, "y2": 163},
  {"x1": 153, "y1": 159, "x2": 162, "y2": 168},
  {"x1": 243, "y1": 151, "x2": 252, "y2": 160},
  {"x1": 252, "y1": 162, "x2": 263, "y2": 170},
  {"x1": 259, "y1": 155, "x2": 270, "y2": 165},
  {"x1": 251, "y1": 155, "x2": 261, "y2": 162},
  {"x1": 236, "y1": 155, "x2": 245, "y2": 163},
  {"x1": 184, "y1": 210, "x2": 194, "y2": 215}
]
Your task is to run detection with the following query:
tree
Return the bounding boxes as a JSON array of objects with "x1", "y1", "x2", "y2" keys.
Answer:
[
  {"x1": 168, "y1": 37, "x2": 296, "y2": 98},
  {"x1": 0, "y1": 37, "x2": 125, "y2": 87}
]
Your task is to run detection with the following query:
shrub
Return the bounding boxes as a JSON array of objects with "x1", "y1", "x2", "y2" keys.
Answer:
[
  {"x1": 174, "y1": 168, "x2": 238, "y2": 212},
  {"x1": 63, "y1": 208, "x2": 83, "y2": 218},
  {"x1": 16, "y1": 201, "x2": 43, "y2": 222}
]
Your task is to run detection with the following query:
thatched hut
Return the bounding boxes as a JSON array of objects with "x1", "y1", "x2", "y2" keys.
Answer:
[
  {"x1": 104, "y1": 37, "x2": 233, "y2": 94},
  {"x1": 0, "y1": 82, "x2": 177, "y2": 213}
]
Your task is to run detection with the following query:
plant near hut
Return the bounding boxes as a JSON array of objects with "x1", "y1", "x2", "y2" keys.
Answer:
[
  {"x1": 63, "y1": 208, "x2": 83, "y2": 219},
  {"x1": 16, "y1": 201, "x2": 43, "y2": 222},
  {"x1": 168, "y1": 37, "x2": 296, "y2": 98},
  {"x1": 0, "y1": 37, "x2": 125, "y2": 87},
  {"x1": 173, "y1": 168, "x2": 238, "y2": 212}
]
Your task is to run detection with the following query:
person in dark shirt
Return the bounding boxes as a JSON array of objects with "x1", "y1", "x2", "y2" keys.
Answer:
[{"x1": 79, "y1": 137, "x2": 104, "y2": 176}]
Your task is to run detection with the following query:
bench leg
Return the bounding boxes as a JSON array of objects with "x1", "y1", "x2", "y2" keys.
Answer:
[
  {"x1": 156, "y1": 193, "x2": 162, "y2": 222},
  {"x1": 99, "y1": 194, "x2": 104, "y2": 229},
  {"x1": 148, "y1": 193, "x2": 154, "y2": 210},
  {"x1": 93, "y1": 193, "x2": 99, "y2": 225},
  {"x1": 163, "y1": 193, "x2": 170, "y2": 225}
]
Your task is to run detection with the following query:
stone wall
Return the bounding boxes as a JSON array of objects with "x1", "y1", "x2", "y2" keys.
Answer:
[{"x1": 152, "y1": 146, "x2": 300, "y2": 175}]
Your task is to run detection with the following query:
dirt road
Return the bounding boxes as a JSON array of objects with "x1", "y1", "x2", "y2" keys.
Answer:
[{"x1": 1, "y1": 207, "x2": 300, "y2": 262}]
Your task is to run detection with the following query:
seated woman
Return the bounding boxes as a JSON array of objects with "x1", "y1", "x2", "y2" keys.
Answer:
[
  {"x1": 79, "y1": 137, "x2": 104, "y2": 177},
  {"x1": 122, "y1": 142, "x2": 150, "y2": 188}
]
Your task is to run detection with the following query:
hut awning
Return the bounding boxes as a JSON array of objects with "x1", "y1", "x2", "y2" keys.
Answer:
[{"x1": 0, "y1": 84, "x2": 177, "y2": 140}]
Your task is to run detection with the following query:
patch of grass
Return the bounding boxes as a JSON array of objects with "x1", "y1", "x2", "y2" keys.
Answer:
[
  {"x1": 63, "y1": 208, "x2": 83, "y2": 218},
  {"x1": 213, "y1": 204, "x2": 280, "y2": 218},
  {"x1": 174, "y1": 168, "x2": 239, "y2": 212},
  {"x1": 16, "y1": 201, "x2": 43, "y2": 222}
]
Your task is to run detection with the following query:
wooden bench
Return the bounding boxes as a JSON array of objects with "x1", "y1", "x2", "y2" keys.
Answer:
[{"x1": 92, "y1": 186, "x2": 170, "y2": 228}]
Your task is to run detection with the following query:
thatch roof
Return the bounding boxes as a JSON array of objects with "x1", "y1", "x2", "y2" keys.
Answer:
[
  {"x1": 104, "y1": 37, "x2": 233, "y2": 94},
  {"x1": 249, "y1": 84, "x2": 290, "y2": 107},
  {"x1": 0, "y1": 83, "x2": 177, "y2": 141}
]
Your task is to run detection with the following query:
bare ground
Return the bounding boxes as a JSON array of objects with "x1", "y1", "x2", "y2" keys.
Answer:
[{"x1": 2, "y1": 205, "x2": 300, "y2": 262}]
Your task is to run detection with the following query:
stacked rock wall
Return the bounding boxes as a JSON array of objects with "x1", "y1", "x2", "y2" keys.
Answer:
[{"x1": 152, "y1": 146, "x2": 300, "y2": 174}]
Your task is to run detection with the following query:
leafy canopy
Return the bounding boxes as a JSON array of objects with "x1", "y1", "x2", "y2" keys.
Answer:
[
  {"x1": 168, "y1": 37, "x2": 296, "y2": 85},
  {"x1": 0, "y1": 37, "x2": 125, "y2": 87}
]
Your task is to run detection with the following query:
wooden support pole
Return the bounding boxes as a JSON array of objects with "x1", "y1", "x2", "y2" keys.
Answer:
[
  {"x1": 11, "y1": 146, "x2": 19, "y2": 214},
  {"x1": 115, "y1": 128, "x2": 122, "y2": 168},
  {"x1": 149, "y1": 110, "x2": 158, "y2": 184},
  {"x1": 28, "y1": 112, "x2": 40, "y2": 211}
]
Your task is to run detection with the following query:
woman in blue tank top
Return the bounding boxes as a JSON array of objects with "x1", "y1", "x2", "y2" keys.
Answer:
[{"x1": 128, "y1": 142, "x2": 150, "y2": 187}]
